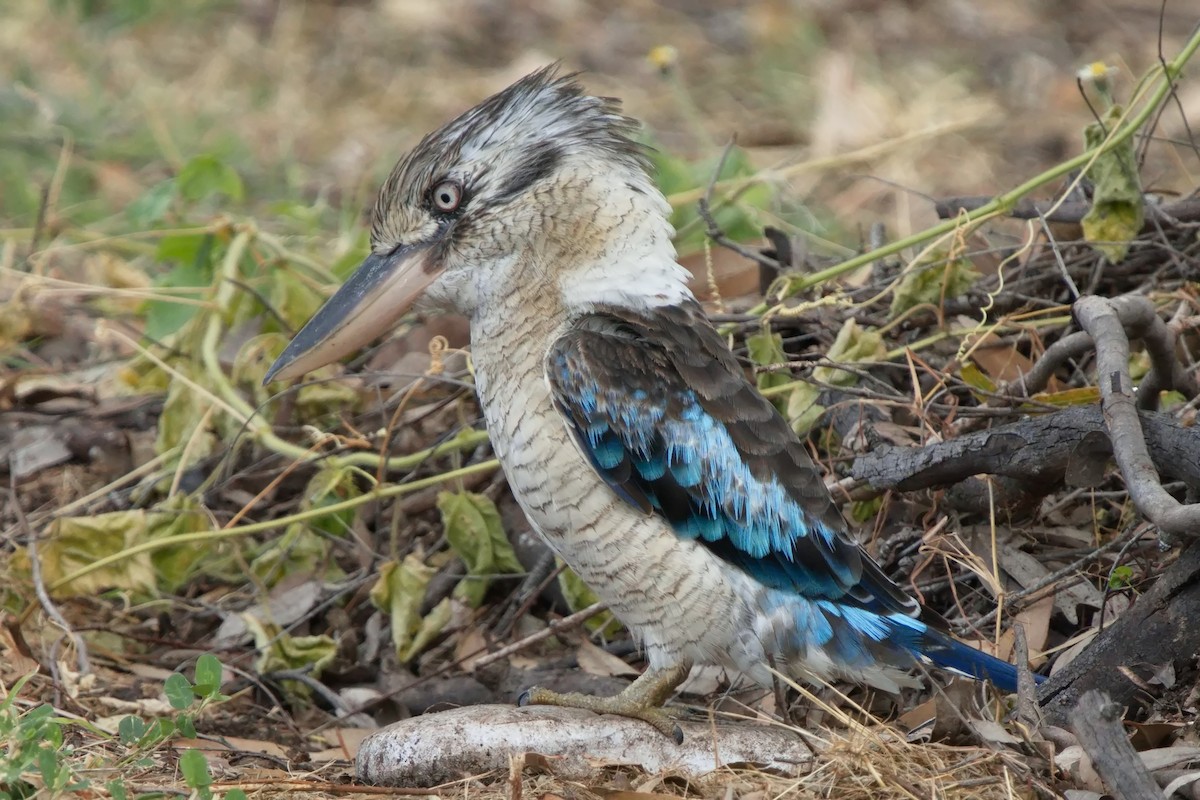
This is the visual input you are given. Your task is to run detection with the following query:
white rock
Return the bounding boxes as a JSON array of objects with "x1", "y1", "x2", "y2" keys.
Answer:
[{"x1": 355, "y1": 704, "x2": 812, "y2": 785}]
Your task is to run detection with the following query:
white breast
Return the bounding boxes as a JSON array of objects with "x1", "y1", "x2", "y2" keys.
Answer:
[{"x1": 469, "y1": 306, "x2": 762, "y2": 673}]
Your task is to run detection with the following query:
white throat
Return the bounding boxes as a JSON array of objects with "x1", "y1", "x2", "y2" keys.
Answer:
[{"x1": 556, "y1": 169, "x2": 693, "y2": 312}]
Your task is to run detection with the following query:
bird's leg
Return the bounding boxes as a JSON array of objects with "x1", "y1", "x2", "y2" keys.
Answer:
[{"x1": 519, "y1": 661, "x2": 692, "y2": 743}]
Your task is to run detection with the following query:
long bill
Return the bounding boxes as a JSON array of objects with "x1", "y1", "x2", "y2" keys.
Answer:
[{"x1": 264, "y1": 243, "x2": 438, "y2": 384}]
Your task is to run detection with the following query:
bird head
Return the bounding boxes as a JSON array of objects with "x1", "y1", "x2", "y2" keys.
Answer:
[{"x1": 266, "y1": 66, "x2": 690, "y2": 383}]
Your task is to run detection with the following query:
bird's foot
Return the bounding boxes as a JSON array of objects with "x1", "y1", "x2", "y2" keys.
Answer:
[{"x1": 518, "y1": 662, "x2": 691, "y2": 743}]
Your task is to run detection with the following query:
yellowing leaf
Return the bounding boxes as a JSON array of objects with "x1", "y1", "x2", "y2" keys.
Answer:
[
  {"x1": 557, "y1": 563, "x2": 621, "y2": 636},
  {"x1": 960, "y1": 362, "x2": 997, "y2": 394},
  {"x1": 784, "y1": 380, "x2": 824, "y2": 437},
  {"x1": 242, "y1": 617, "x2": 336, "y2": 697},
  {"x1": 890, "y1": 253, "x2": 980, "y2": 318},
  {"x1": 370, "y1": 554, "x2": 450, "y2": 662},
  {"x1": 437, "y1": 491, "x2": 523, "y2": 607},
  {"x1": 746, "y1": 328, "x2": 791, "y2": 393},
  {"x1": 250, "y1": 524, "x2": 339, "y2": 586},
  {"x1": 155, "y1": 362, "x2": 217, "y2": 464},
  {"x1": 31, "y1": 514, "x2": 158, "y2": 597},
  {"x1": 813, "y1": 319, "x2": 884, "y2": 387},
  {"x1": 1027, "y1": 386, "x2": 1101, "y2": 407},
  {"x1": 150, "y1": 495, "x2": 229, "y2": 590},
  {"x1": 28, "y1": 498, "x2": 214, "y2": 597},
  {"x1": 295, "y1": 380, "x2": 360, "y2": 419},
  {"x1": 1081, "y1": 105, "x2": 1144, "y2": 263}
]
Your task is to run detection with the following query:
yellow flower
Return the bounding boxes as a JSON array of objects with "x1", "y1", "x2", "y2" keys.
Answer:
[{"x1": 648, "y1": 45, "x2": 678, "y2": 73}]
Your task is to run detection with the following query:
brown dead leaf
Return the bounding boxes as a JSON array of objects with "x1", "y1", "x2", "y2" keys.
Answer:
[
  {"x1": 599, "y1": 792, "x2": 683, "y2": 800},
  {"x1": 896, "y1": 697, "x2": 938, "y2": 735},
  {"x1": 997, "y1": 542, "x2": 1102, "y2": 625},
  {"x1": 965, "y1": 327, "x2": 1060, "y2": 391},
  {"x1": 1129, "y1": 721, "x2": 1183, "y2": 750},
  {"x1": 311, "y1": 727, "x2": 374, "y2": 762},
  {"x1": 0, "y1": 623, "x2": 40, "y2": 677},
  {"x1": 968, "y1": 719, "x2": 1022, "y2": 746},
  {"x1": 455, "y1": 625, "x2": 489, "y2": 672},
  {"x1": 1051, "y1": 628, "x2": 1100, "y2": 676},
  {"x1": 575, "y1": 639, "x2": 639, "y2": 678},
  {"x1": 172, "y1": 736, "x2": 290, "y2": 759},
  {"x1": 1011, "y1": 593, "x2": 1054, "y2": 656}
]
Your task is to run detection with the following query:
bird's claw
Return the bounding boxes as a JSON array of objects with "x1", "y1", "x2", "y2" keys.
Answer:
[{"x1": 518, "y1": 685, "x2": 684, "y2": 744}]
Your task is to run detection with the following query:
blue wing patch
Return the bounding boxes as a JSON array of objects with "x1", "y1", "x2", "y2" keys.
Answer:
[
  {"x1": 543, "y1": 308, "x2": 1039, "y2": 692},
  {"x1": 546, "y1": 317, "x2": 888, "y2": 607}
]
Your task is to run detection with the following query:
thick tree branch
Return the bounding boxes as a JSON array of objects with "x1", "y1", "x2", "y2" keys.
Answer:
[
  {"x1": 852, "y1": 404, "x2": 1200, "y2": 497},
  {"x1": 1069, "y1": 690, "x2": 1160, "y2": 800},
  {"x1": 1074, "y1": 295, "x2": 1200, "y2": 539}
]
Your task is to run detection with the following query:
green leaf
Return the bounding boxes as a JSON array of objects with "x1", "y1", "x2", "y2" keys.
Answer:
[
  {"x1": 179, "y1": 749, "x2": 212, "y2": 790},
  {"x1": 849, "y1": 497, "x2": 883, "y2": 523},
  {"x1": 890, "y1": 252, "x2": 980, "y2": 318},
  {"x1": 302, "y1": 465, "x2": 362, "y2": 537},
  {"x1": 746, "y1": 329, "x2": 791, "y2": 392},
  {"x1": 1081, "y1": 105, "x2": 1144, "y2": 263},
  {"x1": 151, "y1": 717, "x2": 176, "y2": 743},
  {"x1": 126, "y1": 179, "x2": 176, "y2": 227},
  {"x1": 144, "y1": 233, "x2": 215, "y2": 342},
  {"x1": 1108, "y1": 564, "x2": 1134, "y2": 590},
  {"x1": 369, "y1": 554, "x2": 447, "y2": 662},
  {"x1": 156, "y1": 232, "x2": 212, "y2": 265},
  {"x1": 117, "y1": 715, "x2": 146, "y2": 744},
  {"x1": 36, "y1": 747, "x2": 60, "y2": 789},
  {"x1": 107, "y1": 780, "x2": 129, "y2": 800},
  {"x1": 176, "y1": 714, "x2": 197, "y2": 739},
  {"x1": 437, "y1": 491, "x2": 523, "y2": 607},
  {"x1": 645, "y1": 140, "x2": 776, "y2": 257},
  {"x1": 193, "y1": 654, "x2": 224, "y2": 698},
  {"x1": 178, "y1": 154, "x2": 244, "y2": 203},
  {"x1": 557, "y1": 563, "x2": 620, "y2": 636},
  {"x1": 813, "y1": 319, "x2": 885, "y2": 388},
  {"x1": 163, "y1": 673, "x2": 194, "y2": 710},
  {"x1": 242, "y1": 618, "x2": 337, "y2": 686}
]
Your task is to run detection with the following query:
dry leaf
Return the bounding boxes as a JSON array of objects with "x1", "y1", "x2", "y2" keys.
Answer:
[{"x1": 576, "y1": 639, "x2": 639, "y2": 678}]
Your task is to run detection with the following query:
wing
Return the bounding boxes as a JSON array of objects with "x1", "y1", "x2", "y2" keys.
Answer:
[{"x1": 545, "y1": 303, "x2": 917, "y2": 615}]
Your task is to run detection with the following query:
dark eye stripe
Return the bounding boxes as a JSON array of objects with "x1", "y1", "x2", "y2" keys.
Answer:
[{"x1": 493, "y1": 146, "x2": 561, "y2": 203}]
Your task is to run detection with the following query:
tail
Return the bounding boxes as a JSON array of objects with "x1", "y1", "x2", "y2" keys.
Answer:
[{"x1": 908, "y1": 622, "x2": 1044, "y2": 693}]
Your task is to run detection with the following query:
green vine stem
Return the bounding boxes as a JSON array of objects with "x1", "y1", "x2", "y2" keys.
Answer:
[
  {"x1": 198, "y1": 225, "x2": 490, "y2": 472},
  {"x1": 49, "y1": 459, "x2": 501, "y2": 593},
  {"x1": 741, "y1": 26, "x2": 1200, "y2": 312}
]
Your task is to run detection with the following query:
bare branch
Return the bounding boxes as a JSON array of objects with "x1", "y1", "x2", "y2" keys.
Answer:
[{"x1": 1075, "y1": 294, "x2": 1200, "y2": 539}]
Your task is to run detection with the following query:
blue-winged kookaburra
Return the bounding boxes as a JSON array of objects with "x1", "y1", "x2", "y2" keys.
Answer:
[{"x1": 266, "y1": 67, "x2": 1037, "y2": 741}]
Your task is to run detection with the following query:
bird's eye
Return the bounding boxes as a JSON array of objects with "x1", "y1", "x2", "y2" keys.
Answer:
[{"x1": 431, "y1": 180, "x2": 464, "y2": 214}]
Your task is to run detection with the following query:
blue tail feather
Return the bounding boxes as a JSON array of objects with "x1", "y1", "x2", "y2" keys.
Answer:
[{"x1": 911, "y1": 623, "x2": 1044, "y2": 693}]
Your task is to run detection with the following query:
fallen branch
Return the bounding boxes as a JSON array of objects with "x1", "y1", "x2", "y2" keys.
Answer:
[
  {"x1": 852, "y1": 403, "x2": 1200, "y2": 496},
  {"x1": 1069, "y1": 690, "x2": 1160, "y2": 800},
  {"x1": 988, "y1": 294, "x2": 1196, "y2": 410},
  {"x1": 1074, "y1": 294, "x2": 1200, "y2": 539},
  {"x1": 1040, "y1": 540, "x2": 1200, "y2": 727}
]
